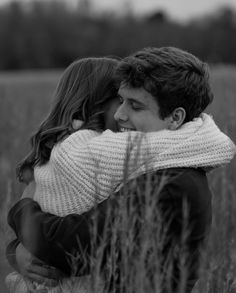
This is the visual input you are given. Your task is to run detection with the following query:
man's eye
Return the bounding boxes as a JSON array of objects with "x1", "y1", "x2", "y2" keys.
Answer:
[
  {"x1": 119, "y1": 96, "x2": 124, "y2": 104},
  {"x1": 131, "y1": 102, "x2": 142, "y2": 110}
]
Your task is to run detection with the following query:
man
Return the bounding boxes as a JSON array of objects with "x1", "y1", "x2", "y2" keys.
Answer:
[{"x1": 7, "y1": 47, "x2": 214, "y2": 292}]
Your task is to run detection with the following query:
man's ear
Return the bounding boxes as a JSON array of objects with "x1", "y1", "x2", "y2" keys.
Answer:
[
  {"x1": 72, "y1": 119, "x2": 84, "y2": 130},
  {"x1": 168, "y1": 107, "x2": 186, "y2": 130}
]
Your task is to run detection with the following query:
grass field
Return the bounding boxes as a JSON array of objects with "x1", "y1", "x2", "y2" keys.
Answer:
[{"x1": 0, "y1": 66, "x2": 236, "y2": 292}]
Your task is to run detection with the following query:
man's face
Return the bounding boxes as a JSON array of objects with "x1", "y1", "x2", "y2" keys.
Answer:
[
  {"x1": 114, "y1": 85, "x2": 170, "y2": 132},
  {"x1": 104, "y1": 97, "x2": 120, "y2": 132}
]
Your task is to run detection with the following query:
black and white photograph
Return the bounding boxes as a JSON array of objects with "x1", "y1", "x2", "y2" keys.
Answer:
[{"x1": 0, "y1": 0, "x2": 236, "y2": 292}]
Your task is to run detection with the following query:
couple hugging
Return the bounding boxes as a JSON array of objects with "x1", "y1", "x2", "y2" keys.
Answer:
[{"x1": 6, "y1": 47, "x2": 236, "y2": 293}]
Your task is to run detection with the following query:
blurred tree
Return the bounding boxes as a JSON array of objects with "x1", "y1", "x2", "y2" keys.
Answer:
[
  {"x1": 205, "y1": 7, "x2": 236, "y2": 63},
  {"x1": 0, "y1": 1, "x2": 236, "y2": 70},
  {"x1": 146, "y1": 10, "x2": 168, "y2": 24},
  {"x1": 122, "y1": 0, "x2": 134, "y2": 18},
  {"x1": 77, "y1": 0, "x2": 92, "y2": 18},
  {"x1": 215, "y1": 6, "x2": 236, "y2": 29},
  {"x1": 1, "y1": 1, "x2": 26, "y2": 69}
]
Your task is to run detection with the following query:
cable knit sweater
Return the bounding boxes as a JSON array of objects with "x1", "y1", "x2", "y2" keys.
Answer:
[{"x1": 33, "y1": 113, "x2": 236, "y2": 216}]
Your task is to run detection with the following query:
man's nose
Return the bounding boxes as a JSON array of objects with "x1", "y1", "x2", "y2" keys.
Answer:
[{"x1": 114, "y1": 104, "x2": 128, "y2": 122}]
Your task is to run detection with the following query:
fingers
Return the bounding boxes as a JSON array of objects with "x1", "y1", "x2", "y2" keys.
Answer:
[
  {"x1": 31, "y1": 257, "x2": 49, "y2": 266},
  {"x1": 26, "y1": 272, "x2": 59, "y2": 287},
  {"x1": 26, "y1": 280, "x2": 51, "y2": 293},
  {"x1": 27, "y1": 263, "x2": 64, "y2": 280},
  {"x1": 15, "y1": 243, "x2": 63, "y2": 288}
]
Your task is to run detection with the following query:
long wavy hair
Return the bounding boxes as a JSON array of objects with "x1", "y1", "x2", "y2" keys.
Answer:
[{"x1": 17, "y1": 57, "x2": 119, "y2": 182}]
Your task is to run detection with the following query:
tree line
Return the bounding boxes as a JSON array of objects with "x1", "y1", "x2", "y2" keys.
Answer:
[{"x1": 0, "y1": 1, "x2": 236, "y2": 70}]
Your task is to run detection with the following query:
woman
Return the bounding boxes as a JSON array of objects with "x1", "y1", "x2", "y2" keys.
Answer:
[{"x1": 6, "y1": 56, "x2": 120, "y2": 293}]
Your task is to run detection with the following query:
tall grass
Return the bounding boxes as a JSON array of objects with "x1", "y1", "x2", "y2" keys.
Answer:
[
  {"x1": 0, "y1": 70, "x2": 61, "y2": 292},
  {"x1": 89, "y1": 168, "x2": 236, "y2": 293},
  {"x1": 0, "y1": 66, "x2": 236, "y2": 292}
]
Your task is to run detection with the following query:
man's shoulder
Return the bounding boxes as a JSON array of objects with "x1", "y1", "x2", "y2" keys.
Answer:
[
  {"x1": 148, "y1": 167, "x2": 212, "y2": 201},
  {"x1": 155, "y1": 168, "x2": 212, "y2": 209},
  {"x1": 157, "y1": 167, "x2": 208, "y2": 186},
  {"x1": 122, "y1": 167, "x2": 211, "y2": 203},
  {"x1": 157, "y1": 167, "x2": 205, "y2": 178}
]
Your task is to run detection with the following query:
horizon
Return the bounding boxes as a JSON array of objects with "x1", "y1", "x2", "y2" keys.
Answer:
[{"x1": 0, "y1": 0, "x2": 236, "y2": 21}]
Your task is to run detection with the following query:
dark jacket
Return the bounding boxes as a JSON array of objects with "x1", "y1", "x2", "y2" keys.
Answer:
[{"x1": 7, "y1": 168, "x2": 212, "y2": 293}]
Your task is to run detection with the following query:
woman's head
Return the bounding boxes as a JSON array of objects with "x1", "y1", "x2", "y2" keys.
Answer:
[
  {"x1": 54, "y1": 57, "x2": 119, "y2": 130},
  {"x1": 18, "y1": 57, "x2": 119, "y2": 181}
]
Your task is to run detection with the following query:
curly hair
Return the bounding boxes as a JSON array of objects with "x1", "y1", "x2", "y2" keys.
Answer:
[
  {"x1": 17, "y1": 57, "x2": 119, "y2": 182},
  {"x1": 116, "y1": 47, "x2": 213, "y2": 122}
]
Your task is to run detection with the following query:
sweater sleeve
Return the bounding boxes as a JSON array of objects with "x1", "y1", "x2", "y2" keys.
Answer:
[
  {"x1": 52, "y1": 119, "x2": 236, "y2": 211},
  {"x1": 52, "y1": 129, "x2": 169, "y2": 202}
]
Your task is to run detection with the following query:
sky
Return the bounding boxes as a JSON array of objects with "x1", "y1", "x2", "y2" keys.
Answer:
[{"x1": 0, "y1": 0, "x2": 236, "y2": 21}]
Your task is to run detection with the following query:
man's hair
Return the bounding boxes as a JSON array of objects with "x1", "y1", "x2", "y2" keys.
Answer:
[{"x1": 116, "y1": 47, "x2": 213, "y2": 122}]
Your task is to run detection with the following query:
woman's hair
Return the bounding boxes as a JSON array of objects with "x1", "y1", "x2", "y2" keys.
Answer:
[{"x1": 17, "y1": 57, "x2": 119, "y2": 182}]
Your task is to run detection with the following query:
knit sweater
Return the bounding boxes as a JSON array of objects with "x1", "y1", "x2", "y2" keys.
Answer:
[{"x1": 33, "y1": 113, "x2": 236, "y2": 216}]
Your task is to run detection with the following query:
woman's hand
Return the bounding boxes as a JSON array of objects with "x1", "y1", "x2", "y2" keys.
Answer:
[
  {"x1": 21, "y1": 181, "x2": 36, "y2": 199},
  {"x1": 16, "y1": 243, "x2": 64, "y2": 287}
]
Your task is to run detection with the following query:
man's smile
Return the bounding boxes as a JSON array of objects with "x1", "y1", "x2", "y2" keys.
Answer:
[{"x1": 119, "y1": 127, "x2": 135, "y2": 132}]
